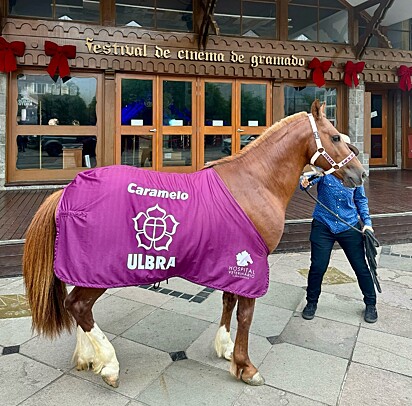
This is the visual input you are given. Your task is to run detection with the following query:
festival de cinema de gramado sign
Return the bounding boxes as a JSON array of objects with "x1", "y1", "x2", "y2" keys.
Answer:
[{"x1": 85, "y1": 38, "x2": 305, "y2": 69}]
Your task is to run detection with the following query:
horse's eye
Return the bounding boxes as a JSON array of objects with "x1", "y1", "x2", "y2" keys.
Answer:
[{"x1": 332, "y1": 135, "x2": 340, "y2": 142}]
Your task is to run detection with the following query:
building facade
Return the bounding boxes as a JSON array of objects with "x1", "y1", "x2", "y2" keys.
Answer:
[{"x1": 1, "y1": 0, "x2": 412, "y2": 187}]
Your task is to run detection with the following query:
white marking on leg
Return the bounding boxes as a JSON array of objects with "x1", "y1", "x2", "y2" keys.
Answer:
[
  {"x1": 214, "y1": 325, "x2": 234, "y2": 361},
  {"x1": 73, "y1": 325, "x2": 95, "y2": 371},
  {"x1": 86, "y1": 323, "x2": 120, "y2": 388}
]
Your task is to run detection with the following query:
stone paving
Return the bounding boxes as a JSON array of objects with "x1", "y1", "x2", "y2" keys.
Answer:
[{"x1": 0, "y1": 244, "x2": 411, "y2": 406}]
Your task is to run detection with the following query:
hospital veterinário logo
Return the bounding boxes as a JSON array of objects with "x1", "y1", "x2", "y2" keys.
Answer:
[
  {"x1": 127, "y1": 204, "x2": 179, "y2": 271},
  {"x1": 228, "y1": 250, "x2": 255, "y2": 279}
]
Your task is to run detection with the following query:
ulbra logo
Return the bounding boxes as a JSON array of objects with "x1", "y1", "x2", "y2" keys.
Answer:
[
  {"x1": 133, "y1": 204, "x2": 179, "y2": 251},
  {"x1": 128, "y1": 205, "x2": 179, "y2": 271}
]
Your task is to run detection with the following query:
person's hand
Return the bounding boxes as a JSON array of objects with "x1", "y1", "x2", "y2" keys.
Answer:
[
  {"x1": 362, "y1": 225, "x2": 374, "y2": 233},
  {"x1": 300, "y1": 176, "x2": 310, "y2": 189}
]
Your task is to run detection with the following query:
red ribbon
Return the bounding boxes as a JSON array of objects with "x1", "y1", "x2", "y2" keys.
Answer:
[
  {"x1": 397, "y1": 65, "x2": 412, "y2": 91},
  {"x1": 344, "y1": 61, "x2": 365, "y2": 87},
  {"x1": 0, "y1": 37, "x2": 25, "y2": 73},
  {"x1": 308, "y1": 58, "x2": 332, "y2": 87},
  {"x1": 45, "y1": 40, "x2": 76, "y2": 80}
]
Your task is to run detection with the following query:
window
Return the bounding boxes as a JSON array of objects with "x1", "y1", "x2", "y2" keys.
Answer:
[
  {"x1": 9, "y1": 0, "x2": 100, "y2": 23},
  {"x1": 215, "y1": 0, "x2": 277, "y2": 39},
  {"x1": 116, "y1": 0, "x2": 193, "y2": 32},
  {"x1": 359, "y1": 17, "x2": 412, "y2": 51},
  {"x1": 284, "y1": 86, "x2": 337, "y2": 125},
  {"x1": 12, "y1": 73, "x2": 101, "y2": 181},
  {"x1": 288, "y1": 0, "x2": 348, "y2": 43}
]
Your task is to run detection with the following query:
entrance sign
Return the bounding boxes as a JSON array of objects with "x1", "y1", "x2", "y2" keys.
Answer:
[{"x1": 84, "y1": 38, "x2": 305, "y2": 69}]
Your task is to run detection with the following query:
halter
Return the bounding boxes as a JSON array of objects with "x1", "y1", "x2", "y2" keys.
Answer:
[{"x1": 307, "y1": 113, "x2": 356, "y2": 175}]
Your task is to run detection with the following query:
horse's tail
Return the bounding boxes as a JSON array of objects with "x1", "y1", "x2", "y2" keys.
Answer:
[{"x1": 23, "y1": 189, "x2": 73, "y2": 338}]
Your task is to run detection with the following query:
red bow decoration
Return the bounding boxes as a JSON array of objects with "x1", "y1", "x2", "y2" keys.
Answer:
[
  {"x1": 0, "y1": 37, "x2": 25, "y2": 73},
  {"x1": 344, "y1": 61, "x2": 365, "y2": 87},
  {"x1": 45, "y1": 40, "x2": 76, "y2": 81},
  {"x1": 397, "y1": 65, "x2": 412, "y2": 91},
  {"x1": 308, "y1": 58, "x2": 332, "y2": 87}
]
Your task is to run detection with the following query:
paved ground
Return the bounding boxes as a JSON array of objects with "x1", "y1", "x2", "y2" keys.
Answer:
[{"x1": 0, "y1": 243, "x2": 411, "y2": 406}]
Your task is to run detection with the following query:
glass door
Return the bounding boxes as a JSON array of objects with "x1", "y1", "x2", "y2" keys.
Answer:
[
  {"x1": 199, "y1": 79, "x2": 271, "y2": 167},
  {"x1": 159, "y1": 78, "x2": 196, "y2": 172},
  {"x1": 117, "y1": 76, "x2": 271, "y2": 172},
  {"x1": 117, "y1": 75, "x2": 156, "y2": 169},
  {"x1": 370, "y1": 92, "x2": 388, "y2": 166},
  {"x1": 236, "y1": 81, "x2": 271, "y2": 152},
  {"x1": 200, "y1": 80, "x2": 234, "y2": 165}
]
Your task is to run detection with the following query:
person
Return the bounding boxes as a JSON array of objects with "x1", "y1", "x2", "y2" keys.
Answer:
[{"x1": 300, "y1": 134, "x2": 378, "y2": 323}]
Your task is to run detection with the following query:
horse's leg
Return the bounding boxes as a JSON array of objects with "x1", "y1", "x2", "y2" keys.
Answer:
[
  {"x1": 215, "y1": 292, "x2": 237, "y2": 360},
  {"x1": 65, "y1": 286, "x2": 120, "y2": 388},
  {"x1": 230, "y1": 296, "x2": 265, "y2": 386}
]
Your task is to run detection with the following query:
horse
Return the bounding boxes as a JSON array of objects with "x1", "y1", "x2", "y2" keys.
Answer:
[{"x1": 23, "y1": 100, "x2": 366, "y2": 388}]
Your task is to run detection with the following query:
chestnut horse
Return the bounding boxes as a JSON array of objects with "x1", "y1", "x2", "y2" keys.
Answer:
[{"x1": 23, "y1": 100, "x2": 366, "y2": 388}]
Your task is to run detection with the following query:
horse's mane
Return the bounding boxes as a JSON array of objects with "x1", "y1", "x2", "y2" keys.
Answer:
[{"x1": 204, "y1": 111, "x2": 308, "y2": 168}]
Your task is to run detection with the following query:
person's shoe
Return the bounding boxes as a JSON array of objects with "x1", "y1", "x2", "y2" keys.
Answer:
[
  {"x1": 302, "y1": 302, "x2": 317, "y2": 320},
  {"x1": 364, "y1": 304, "x2": 378, "y2": 323}
]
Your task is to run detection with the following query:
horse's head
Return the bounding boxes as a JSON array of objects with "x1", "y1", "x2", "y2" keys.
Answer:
[{"x1": 308, "y1": 100, "x2": 367, "y2": 187}]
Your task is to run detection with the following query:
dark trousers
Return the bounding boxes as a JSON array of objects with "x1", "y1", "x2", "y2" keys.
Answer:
[{"x1": 306, "y1": 219, "x2": 376, "y2": 305}]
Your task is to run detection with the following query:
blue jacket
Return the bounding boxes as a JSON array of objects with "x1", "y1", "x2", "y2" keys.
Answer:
[{"x1": 301, "y1": 174, "x2": 372, "y2": 234}]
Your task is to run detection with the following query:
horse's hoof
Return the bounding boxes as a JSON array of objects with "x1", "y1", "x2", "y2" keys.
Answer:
[
  {"x1": 242, "y1": 371, "x2": 265, "y2": 386},
  {"x1": 224, "y1": 350, "x2": 233, "y2": 361},
  {"x1": 76, "y1": 360, "x2": 93, "y2": 371},
  {"x1": 102, "y1": 375, "x2": 119, "y2": 388}
]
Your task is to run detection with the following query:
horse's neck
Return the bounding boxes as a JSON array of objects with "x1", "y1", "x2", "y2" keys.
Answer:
[{"x1": 214, "y1": 118, "x2": 310, "y2": 250}]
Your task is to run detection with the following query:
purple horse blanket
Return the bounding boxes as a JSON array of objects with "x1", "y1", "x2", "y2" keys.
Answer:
[{"x1": 54, "y1": 165, "x2": 269, "y2": 298}]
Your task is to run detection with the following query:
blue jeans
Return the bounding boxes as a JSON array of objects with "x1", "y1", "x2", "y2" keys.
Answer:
[{"x1": 306, "y1": 219, "x2": 376, "y2": 305}]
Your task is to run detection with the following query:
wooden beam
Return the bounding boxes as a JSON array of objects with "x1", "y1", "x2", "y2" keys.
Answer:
[
  {"x1": 354, "y1": 0, "x2": 395, "y2": 59},
  {"x1": 197, "y1": 0, "x2": 219, "y2": 50}
]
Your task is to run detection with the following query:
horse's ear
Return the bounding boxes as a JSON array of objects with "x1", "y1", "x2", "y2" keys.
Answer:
[{"x1": 311, "y1": 99, "x2": 325, "y2": 121}]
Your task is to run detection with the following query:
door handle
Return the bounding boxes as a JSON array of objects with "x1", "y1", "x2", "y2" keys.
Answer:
[
  {"x1": 237, "y1": 129, "x2": 244, "y2": 132},
  {"x1": 149, "y1": 129, "x2": 157, "y2": 132}
]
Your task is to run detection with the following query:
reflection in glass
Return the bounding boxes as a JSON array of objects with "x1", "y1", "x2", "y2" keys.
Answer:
[
  {"x1": 121, "y1": 135, "x2": 153, "y2": 168},
  {"x1": 284, "y1": 86, "x2": 337, "y2": 125},
  {"x1": 205, "y1": 83, "x2": 232, "y2": 126},
  {"x1": 16, "y1": 135, "x2": 97, "y2": 170},
  {"x1": 241, "y1": 84, "x2": 266, "y2": 126},
  {"x1": 116, "y1": 0, "x2": 192, "y2": 32},
  {"x1": 288, "y1": 5, "x2": 317, "y2": 41},
  {"x1": 17, "y1": 75, "x2": 97, "y2": 126},
  {"x1": 288, "y1": 1, "x2": 348, "y2": 43},
  {"x1": 220, "y1": 135, "x2": 259, "y2": 156},
  {"x1": 9, "y1": 0, "x2": 99, "y2": 22},
  {"x1": 360, "y1": 17, "x2": 412, "y2": 51},
  {"x1": 215, "y1": 0, "x2": 276, "y2": 38},
  {"x1": 240, "y1": 134, "x2": 258, "y2": 149},
  {"x1": 163, "y1": 135, "x2": 191, "y2": 166},
  {"x1": 204, "y1": 135, "x2": 232, "y2": 163},
  {"x1": 55, "y1": 0, "x2": 99, "y2": 22},
  {"x1": 121, "y1": 79, "x2": 153, "y2": 126},
  {"x1": 371, "y1": 134, "x2": 383, "y2": 159},
  {"x1": 163, "y1": 81, "x2": 192, "y2": 126},
  {"x1": 242, "y1": 1, "x2": 276, "y2": 38},
  {"x1": 9, "y1": 0, "x2": 52, "y2": 18},
  {"x1": 214, "y1": 1, "x2": 241, "y2": 36}
]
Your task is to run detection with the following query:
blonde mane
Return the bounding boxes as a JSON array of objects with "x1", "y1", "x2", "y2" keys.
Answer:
[{"x1": 205, "y1": 111, "x2": 307, "y2": 168}]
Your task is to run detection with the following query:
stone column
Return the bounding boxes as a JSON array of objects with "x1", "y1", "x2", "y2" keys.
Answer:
[
  {"x1": 0, "y1": 73, "x2": 7, "y2": 187},
  {"x1": 348, "y1": 82, "x2": 369, "y2": 173}
]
